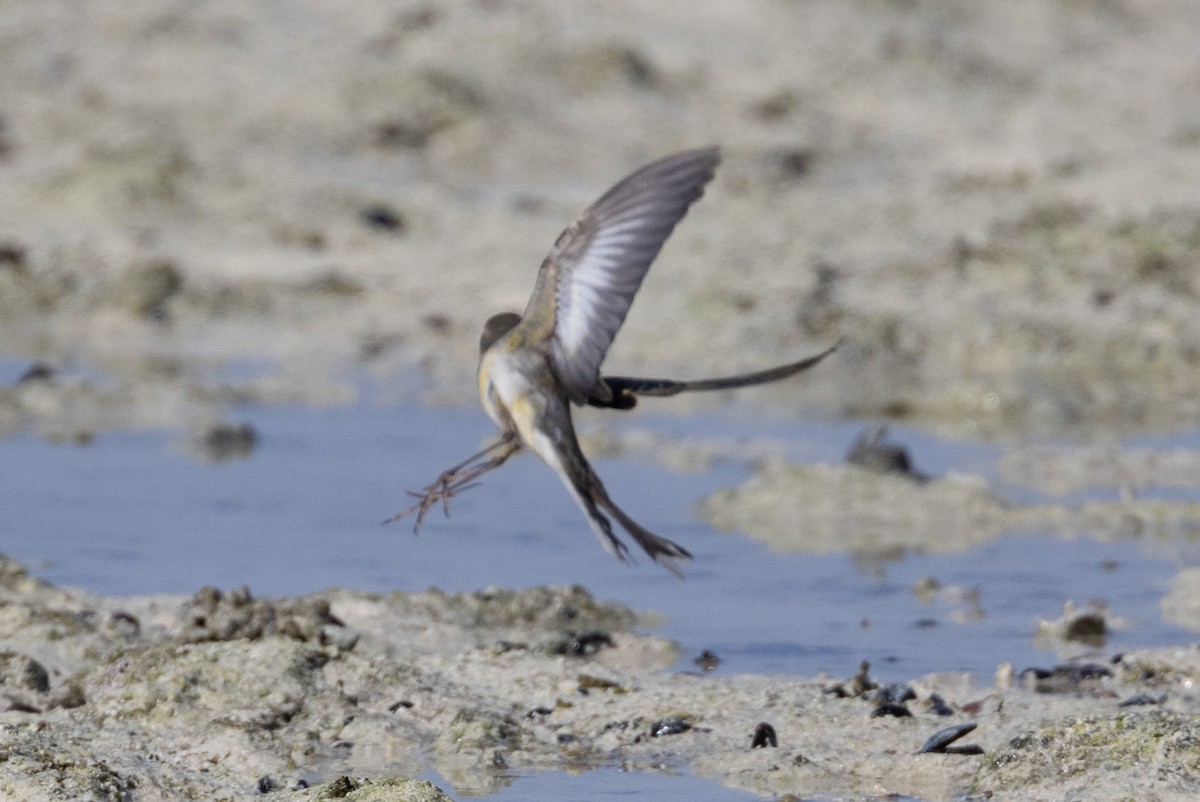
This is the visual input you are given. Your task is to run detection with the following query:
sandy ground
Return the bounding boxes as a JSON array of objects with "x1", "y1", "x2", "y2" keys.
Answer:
[
  {"x1": 2, "y1": 0, "x2": 1200, "y2": 439},
  {"x1": 2, "y1": 555, "x2": 1199, "y2": 802},
  {"x1": 3, "y1": 0, "x2": 1200, "y2": 799}
]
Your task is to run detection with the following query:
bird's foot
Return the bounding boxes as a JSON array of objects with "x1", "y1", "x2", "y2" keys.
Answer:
[
  {"x1": 384, "y1": 469, "x2": 478, "y2": 531},
  {"x1": 384, "y1": 435, "x2": 521, "y2": 532}
]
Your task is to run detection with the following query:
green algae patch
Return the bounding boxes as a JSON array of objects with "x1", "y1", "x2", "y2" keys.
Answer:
[{"x1": 975, "y1": 711, "x2": 1200, "y2": 797}]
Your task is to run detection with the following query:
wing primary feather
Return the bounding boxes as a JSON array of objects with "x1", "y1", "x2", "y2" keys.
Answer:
[{"x1": 527, "y1": 147, "x2": 720, "y2": 404}]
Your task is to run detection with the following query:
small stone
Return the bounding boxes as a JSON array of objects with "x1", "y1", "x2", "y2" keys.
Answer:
[
  {"x1": 1118, "y1": 692, "x2": 1162, "y2": 707},
  {"x1": 919, "y1": 722, "x2": 982, "y2": 755},
  {"x1": 360, "y1": 204, "x2": 406, "y2": 233},
  {"x1": 649, "y1": 716, "x2": 692, "y2": 737},
  {"x1": 751, "y1": 721, "x2": 777, "y2": 748},
  {"x1": 870, "y1": 702, "x2": 913, "y2": 718},
  {"x1": 193, "y1": 422, "x2": 257, "y2": 461},
  {"x1": 693, "y1": 649, "x2": 721, "y2": 672},
  {"x1": 0, "y1": 652, "x2": 50, "y2": 693}
]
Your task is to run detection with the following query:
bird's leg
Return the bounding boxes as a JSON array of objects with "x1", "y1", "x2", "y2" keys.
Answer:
[{"x1": 385, "y1": 433, "x2": 521, "y2": 531}]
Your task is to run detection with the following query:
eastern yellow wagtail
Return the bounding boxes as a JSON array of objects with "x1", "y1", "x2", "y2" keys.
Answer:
[{"x1": 390, "y1": 148, "x2": 836, "y2": 576}]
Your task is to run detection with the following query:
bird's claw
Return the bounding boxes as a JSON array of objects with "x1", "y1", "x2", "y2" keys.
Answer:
[
  {"x1": 387, "y1": 468, "x2": 488, "y2": 532},
  {"x1": 385, "y1": 435, "x2": 519, "y2": 533}
]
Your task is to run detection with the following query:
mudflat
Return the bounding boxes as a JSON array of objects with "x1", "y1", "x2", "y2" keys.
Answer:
[{"x1": 2, "y1": 2, "x2": 1199, "y2": 800}]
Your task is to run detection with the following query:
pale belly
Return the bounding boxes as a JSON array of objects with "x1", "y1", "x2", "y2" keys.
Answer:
[
  {"x1": 478, "y1": 343, "x2": 583, "y2": 502},
  {"x1": 478, "y1": 346, "x2": 546, "y2": 445}
]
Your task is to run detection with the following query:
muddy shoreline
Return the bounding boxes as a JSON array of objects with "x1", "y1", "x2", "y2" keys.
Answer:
[
  {"x1": 3, "y1": 1, "x2": 1200, "y2": 799},
  {"x1": 2, "y1": 555, "x2": 1198, "y2": 801}
]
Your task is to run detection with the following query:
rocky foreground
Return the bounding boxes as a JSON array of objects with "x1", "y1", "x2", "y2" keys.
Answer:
[{"x1": 1, "y1": 555, "x2": 1198, "y2": 801}]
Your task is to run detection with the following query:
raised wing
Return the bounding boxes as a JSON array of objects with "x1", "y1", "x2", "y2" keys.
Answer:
[{"x1": 518, "y1": 148, "x2": 720, "y2": 405}]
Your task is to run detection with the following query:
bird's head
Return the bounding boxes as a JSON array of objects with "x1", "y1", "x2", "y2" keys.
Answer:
[{"x1": 479, "y1": 312, "x2": 522, "y2": 354}]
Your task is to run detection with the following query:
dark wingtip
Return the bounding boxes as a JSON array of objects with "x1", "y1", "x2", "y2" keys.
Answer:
[{"x1": 656, "y1": 550, "x2": 692, "y2": 580}]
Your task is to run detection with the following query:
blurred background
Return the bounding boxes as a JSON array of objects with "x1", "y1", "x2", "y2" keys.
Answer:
[{"x1": 2, "y1": 0, "x2": 1199, "y2": 438}]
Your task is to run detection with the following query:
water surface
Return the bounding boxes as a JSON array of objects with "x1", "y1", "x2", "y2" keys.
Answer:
[{"x1": 2, "y1": 399, "x2": 1193, "y2": 682}]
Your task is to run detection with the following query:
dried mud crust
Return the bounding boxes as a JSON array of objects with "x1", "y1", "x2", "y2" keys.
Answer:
[
  {"x1": 1, "y1": 555, "x2": 1199, "y2": 801},
  {"x1": 1, "y1": 1, "x2": 1199, "y2": 441}
]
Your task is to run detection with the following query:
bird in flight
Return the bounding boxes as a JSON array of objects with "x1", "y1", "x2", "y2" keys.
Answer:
[{"x1": 390, "y1": 147, "x2": 836, "y2": 575}]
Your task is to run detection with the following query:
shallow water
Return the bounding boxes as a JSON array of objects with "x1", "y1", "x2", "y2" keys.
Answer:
[
  {"x1": 420, "y1": 766, "x2": 775, "y2": 801},
  {"x1": 3, "y1": 388, "x2": 1198, "y2": 801},
  {"x1": 3, "y1": 398, "x2": 1194, "y2": 681}
]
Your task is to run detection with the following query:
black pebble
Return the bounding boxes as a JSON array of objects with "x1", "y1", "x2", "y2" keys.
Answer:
[
  {"x1": 926, "y1": 693, "x2": 955, "y2": 716},
  {"x1": 649, "y1": 716, "x2": 692, "y2": 737},
  {"x1": 1118, "y1": 692, "x2": 1162, "y2": 707},
  {"x1": 870, "y1": 702, "x2": 913, "y2": 718},
  {"x1": 919, "y1": 722, "x2": 982, "y2": 755},
  {"x1": 751, "y1": 721, "x2": 777, "y2": 748},
  {"x1": 553, "y1": 630, "x2": 614, "y2": 657},
  {"x1": 694, "y1": 648, "x2": 721, "y2": 672},
  {"x1": 16, "y1": 362, "x2": 54, "y2": 385},
  {"x1": 360, "y1": 204, "x2": 406, "y2": 232},
  {"x1": 872, "y1": 682, "x2": 916, "y2": 706}
]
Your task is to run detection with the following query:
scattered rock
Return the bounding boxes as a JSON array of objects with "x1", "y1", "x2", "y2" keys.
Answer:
[
  {"x1": 923, "y1": 693, "x2": 955, "y2": 716},
  {"x1": 870, "y1": 702, "x2": 912, "y2": 718},
  {"x1": 693, "y1": 648, "x2": 721, "y2": 672},
  {"x1": 871, "y1": 682, "x2": 916, "y2": 707},
  {"x1": 825, "y1": 659, "x2": 878, "y2": 698},
  {"x1": 765, "y1": 147, "x2": 817, "y2": 181},
  {"x1": 1036, "y1": 600, "x2": 1109, "y2": 647},
  {"x1": 0, "y1": 553, "x2": 1197, "y2": 800},
  {"x1": 177, "y1": 585, "x2": 349, "y2": 646},
  {"x1": 1118, "y1": 692, "x2": 1163, "y2": 707},
  {"x1": 845, "y1": 425, "x2": 929, "y2": 481},
  {"x1": 191, "y1": 421, "x2": 257, "y2": 461},
  {"x1": 750, "y1": 721, "x2": 777, "y2": 748},
  {"x1": 919, "y1": 722, "x2": 982, "y2": 755},
  {"x1": 360, "y1": 204, "x2": 406, "y2": 233},
  {"x1": 649, "y1": 715, "x2": 692, "y2": 737},
  {"x1": 15, "y1": 363, "x2": 54, "y2": 385},
  {"x1": 0, "y1": 241, "x2": 26, "y2": 270},
  {"x1": 0, "y1": 651, "x2": 50, "y2": 693},
  {"x1": 550, "y1": 630, "x2": 614, "y2": 657},
  {"x1": 1019, "y1": 663, "x2": 1113, "y2": 695}
]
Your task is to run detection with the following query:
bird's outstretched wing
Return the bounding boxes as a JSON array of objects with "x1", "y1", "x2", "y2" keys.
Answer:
[
  {"x1": 586, "y1": 341, "x2": 840, "y2": 410},
  {"x1": 516, "y1": 148, "x2": 721, "y2": 405}
]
